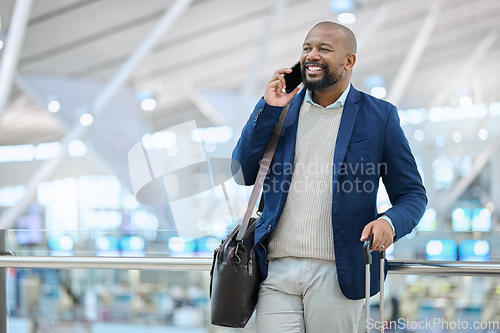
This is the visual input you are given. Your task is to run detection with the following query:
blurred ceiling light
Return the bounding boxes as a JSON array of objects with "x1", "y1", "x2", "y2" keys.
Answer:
[
  {"x1": 211, "y1": 219, "x2": 228, "y2": 238},
  {"x1": 338, "y1": 12, "x2": 356, "y2": 24},
  {"x1": 79, "y1": 113, "x2": 94, "y2": 126},
  {"x1": 59, "y1": 235, "x2": 74, "y2": 251},
  {"x1": 364, "y1": 74, "x2": 384, "y2": 87},
  {"x1": 460, "y1": 156, "x2": 472, "y2": 176},
  {"x1": 473, "y1": 240, "x2": 489, "y2": 256},
  {"x1": 137, "y1": 90, "x2": 157, "y2": 111},
  {"x1": 490, "y1": 102, "x2": 500, "y2": 116},
  {"x1": 68, "y1": 140, "x2": 87, "y2": 157},
  {"x1": 413, "y1": 129, "x2": 424, "y2": 141},
  {"x1": 452, "y1": 131, "x2": 462, "y2": 143},
  {"x1": 128, "y1": 236, "x2": 146, "y2": 251},
  {"x1": 428, "y1": 106, "x2": 444, "y2": 123},
  {"x1": 191, "y1": 126, "x2": 233, "y2": 144},
  {"x1": 35, "y1": 142, "x2": 61, "y2": 160},
  {"x1": 0, "y1": 145, "x2": 35, "y2": 162},
  {"x1": 426, "y1": 240, "x2": 443, "y2": 256},
  {"x1": 0, "y1": 40, "x2": 3, "y2": 50},
  {"x1": 141, "y1": 131, "x2": 177, "y2": 150},
  {"x1": 432, "y1": 156, "x2": 454, "y2": 186},
  {"x1": 140, "y1": 97, "x2": 157, "y2": 111},
  {"x1": 478, "y1": 128, "x2": 488, "y2": 141},
  {"x1": 96, "y1": 236, "x2": 111, "y2": 251},
  {"x1": 168, "y1": 237, "x2": 185, "y2": 253},
  {"x1": 370, "y1": 86, "x2": 387, "y2": 99},
  {"x1": 329, "y1": 0, "x2": 356, "y2": 12},
  {"x1": 365, "y1": 75, "x2": 386, "y2": 98},
  {"x1": 459, "y1": 96, "x2": 473, "y2": 107},
  {"x1": 407, "y1": 109, "x2": 427, "y2": 125},
  {"x1": 47, "y1": 99, "x2": 61, "y2": 113},
  {"x1": 435, "y1": 135, "x2": 445, "y2": 147}
]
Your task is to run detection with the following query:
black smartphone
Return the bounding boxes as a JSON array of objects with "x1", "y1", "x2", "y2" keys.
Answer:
[{"x1": 283, "y1": 61, "x2": 302, "y2": 93}]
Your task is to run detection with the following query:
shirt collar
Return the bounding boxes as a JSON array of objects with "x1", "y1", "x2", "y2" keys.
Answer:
[{"x1": 305, "y1": 84, "x2": 351, "y2": 109}]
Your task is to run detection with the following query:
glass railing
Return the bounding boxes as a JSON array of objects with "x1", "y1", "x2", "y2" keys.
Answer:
[{"x1": 1, "y1": 229, "x2": 499, "y2": 333}]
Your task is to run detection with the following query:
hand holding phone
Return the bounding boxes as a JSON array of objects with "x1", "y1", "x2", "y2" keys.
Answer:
[
  {"x1": 263, "y1": 63, "x2": 302, "y2": 107},
  {"x1": 283, "y1": 61, "x2": 302, "y2": 93}
]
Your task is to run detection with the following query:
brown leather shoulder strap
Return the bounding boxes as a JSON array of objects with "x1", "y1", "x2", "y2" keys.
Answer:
[{"x1": 236, "y1": 101, "x2": 292, "y2": 241}]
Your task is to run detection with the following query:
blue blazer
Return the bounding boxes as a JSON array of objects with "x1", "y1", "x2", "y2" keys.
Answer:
[{"x1": 231, "y1": 86, "x2": 427, "y2": 300}]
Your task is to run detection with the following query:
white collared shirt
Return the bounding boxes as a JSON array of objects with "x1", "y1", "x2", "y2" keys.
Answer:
[{"x1": 305, "y1": 84, "x2": 351, "y2": 109}]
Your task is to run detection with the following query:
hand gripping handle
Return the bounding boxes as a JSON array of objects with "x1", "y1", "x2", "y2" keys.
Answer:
[{"x1": 363, "y1": 235, "x2": 374, "y2": 265}]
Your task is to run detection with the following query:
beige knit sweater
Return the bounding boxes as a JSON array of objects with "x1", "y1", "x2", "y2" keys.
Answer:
[{"x1": 267, "y1": 98, "x2": 343, "y2": 261}]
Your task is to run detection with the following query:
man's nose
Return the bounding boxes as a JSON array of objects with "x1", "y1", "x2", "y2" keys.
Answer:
[{"x1": 306, "y1": 48, "x2": 320, "y2": 61}]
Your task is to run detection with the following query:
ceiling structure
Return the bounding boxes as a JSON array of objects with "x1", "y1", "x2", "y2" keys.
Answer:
[
  {"x1": 1, "y1": 0, "x2": 500, "y2": 227},
  {"x1": 0, "y1": 0, "x2": 498, "y2": 145}
]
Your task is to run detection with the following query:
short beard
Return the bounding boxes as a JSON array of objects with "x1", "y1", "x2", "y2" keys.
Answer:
[{"x1": 301, "y1": 63, "x2": 340, "y2": 91}]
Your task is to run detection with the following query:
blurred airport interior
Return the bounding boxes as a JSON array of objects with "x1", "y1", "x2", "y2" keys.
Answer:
[{"x1": 1, "y1": 0, "x2": 500, "y2": 332}]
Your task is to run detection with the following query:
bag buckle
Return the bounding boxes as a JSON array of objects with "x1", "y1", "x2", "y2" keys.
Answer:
[{"x1": 233, "y1": 241, "x2": 247, "y2": 265}]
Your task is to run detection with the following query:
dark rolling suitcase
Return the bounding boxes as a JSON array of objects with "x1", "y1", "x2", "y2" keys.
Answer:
[{"x1": 363, "y1": 235, "x2": 386, "y2": 333}]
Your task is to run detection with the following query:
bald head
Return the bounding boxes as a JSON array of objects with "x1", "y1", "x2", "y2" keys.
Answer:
[{"x1": 310, "y1": 21, "x2": 357, "y2": 55}]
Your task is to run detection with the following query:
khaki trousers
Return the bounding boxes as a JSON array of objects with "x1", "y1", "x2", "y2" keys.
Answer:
[{"x1": 256, "y1": 257, "x2": 364, "y2": 333}]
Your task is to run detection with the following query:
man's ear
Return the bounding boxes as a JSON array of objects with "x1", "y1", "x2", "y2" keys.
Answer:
[{"x1": 345, "y1": 54, "x2": 356, "y2": 71}]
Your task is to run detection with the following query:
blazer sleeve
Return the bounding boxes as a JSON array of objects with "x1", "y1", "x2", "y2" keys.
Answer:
[
  {"x1": 231, "y1": 98, "x2": 283, "y2": 185},
  {"x1": 380, "y1": 106, "x2": 427, "y2": 241}
]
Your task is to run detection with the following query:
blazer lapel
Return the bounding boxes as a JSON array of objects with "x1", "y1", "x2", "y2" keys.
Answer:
[
  {"x1": 333, "y1": 85, "x2": 360, "y2": 184},
  {"x1": 284, "y1": 88, "x2": 306, "y2": 128}
]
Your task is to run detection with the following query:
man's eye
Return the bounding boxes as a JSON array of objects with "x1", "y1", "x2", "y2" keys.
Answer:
[{"x1": 303, "y1": 47, "x2": 311, "y2": 51}]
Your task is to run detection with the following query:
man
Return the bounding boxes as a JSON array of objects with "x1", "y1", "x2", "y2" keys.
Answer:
[{"x1": 231, "y1": 21, "x2": 427, "y2": 332}]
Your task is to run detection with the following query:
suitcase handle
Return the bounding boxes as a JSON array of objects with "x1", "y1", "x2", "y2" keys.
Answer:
[
  {"x1": 363, "y1": 234, "x2": 387, "y2": 260},
  {"x1": 363, "y1": 234, "x2": 386, "y2": 333},
  {"x1": 363, "y1": 235, "x2": 374, "y2": 265}
]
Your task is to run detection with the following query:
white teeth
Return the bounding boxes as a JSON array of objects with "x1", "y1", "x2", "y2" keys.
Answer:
[{"x1": 307, "y1": 66, "x2": 322, "y2": 71}]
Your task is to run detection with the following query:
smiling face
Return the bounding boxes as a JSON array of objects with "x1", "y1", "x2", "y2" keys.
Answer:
[{"x1": 300, "y1": 24, "x2": 355, "y2": 92}]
